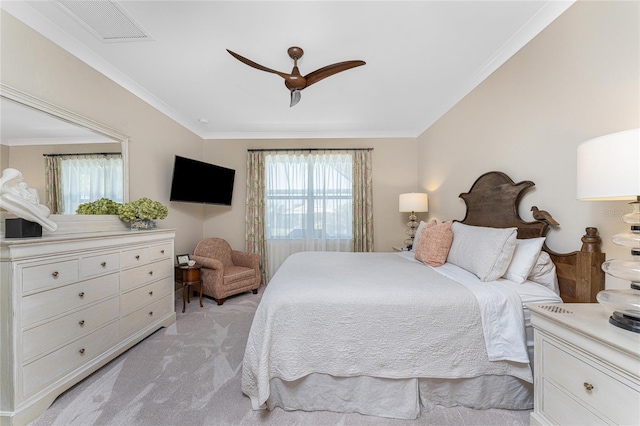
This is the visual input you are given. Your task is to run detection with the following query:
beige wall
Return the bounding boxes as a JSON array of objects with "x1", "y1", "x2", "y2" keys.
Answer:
[
  {"x1": 416, "y1": 1, "x2": 640, "y2": 289},
  {"x1": 202, "y1": 138, "x2": 419, "y2": 253},
  {"x1": 1, "y1": 10, "x2": 204, "y2": 255}
]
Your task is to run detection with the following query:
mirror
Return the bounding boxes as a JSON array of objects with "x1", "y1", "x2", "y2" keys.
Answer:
[{"x1": 0, "y1": 84, "x2": 129, "y2": 216}]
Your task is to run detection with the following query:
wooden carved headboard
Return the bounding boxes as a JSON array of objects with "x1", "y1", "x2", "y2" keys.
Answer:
[{"x1": 459, "y1": 171, "x2": 605, "y2": 303}]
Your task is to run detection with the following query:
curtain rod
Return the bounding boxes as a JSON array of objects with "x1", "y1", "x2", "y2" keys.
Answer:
[
  {"x1": 247, "y1": 148, "x2": 373, "y2": 152},
  {"x1": 43, "y1": 152, "x2": 122, "y2": 157}
]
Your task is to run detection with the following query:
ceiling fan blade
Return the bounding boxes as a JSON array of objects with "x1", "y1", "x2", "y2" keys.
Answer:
[
  {"x1": 290, "y1": 90, "x2": 301, "y2": 107},
  {"x1": 226, "y1": 49, "x2": 289, "y2": 79},
  {"x1": 304, "y1": 60, "x2": 366, "y2": 88}
]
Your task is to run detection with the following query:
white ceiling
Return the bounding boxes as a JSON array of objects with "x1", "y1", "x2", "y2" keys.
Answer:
[{"x1": 1, "y1": 1, "x2": 575, "y2": 140}]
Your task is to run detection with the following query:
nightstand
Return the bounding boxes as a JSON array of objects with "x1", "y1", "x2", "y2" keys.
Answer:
[
  {"x1": 529, "y1": 303, "x2": 640, "y2": 426},
  {"x1": 175, "y1": 264, "x2": 203, "y2": 313}
]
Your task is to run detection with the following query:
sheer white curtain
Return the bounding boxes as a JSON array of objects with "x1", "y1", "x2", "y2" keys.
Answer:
[
  {"x1": 265, "y1": 152, "x2": 352, "y2": 278},
  {"x1": 60, "y1": 155, "x2": 123, "y2": 214}
]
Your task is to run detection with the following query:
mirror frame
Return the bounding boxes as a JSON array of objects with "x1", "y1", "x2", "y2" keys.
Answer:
[
  {"x1": 0, "y1": 83, "x2": 130, "y2": 203},
  {"x1": 1, "y1": 83, "x2": 131, "y2": 233}
]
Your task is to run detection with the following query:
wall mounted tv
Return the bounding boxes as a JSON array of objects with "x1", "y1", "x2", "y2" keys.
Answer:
[{"x1": 169, "y1": 155, "x2": 235, "y2": 205}]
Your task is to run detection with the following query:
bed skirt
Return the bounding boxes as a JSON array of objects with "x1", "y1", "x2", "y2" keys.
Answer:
[{"x1": 266, "y1": 373, "x2": 533, "y2": 420}]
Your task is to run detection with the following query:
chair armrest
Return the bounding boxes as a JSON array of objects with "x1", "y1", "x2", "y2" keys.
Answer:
[
  {"x1": 231, "y1": 250, "x2": 260, "y2": 270},
  {"x1": 189, "y1": 254, "x2": 224, "y2": 271}
]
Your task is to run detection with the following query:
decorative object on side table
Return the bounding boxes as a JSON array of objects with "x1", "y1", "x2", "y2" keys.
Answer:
[
  {"x1": 0, "y1": 168, "x2": 57, "y2": 237},
  {"x1": 399, "y1": 192, "x2": 428, "y2": 249},
  {"x1": 577, "y1": 128, "x2": 640, "y2": 333}
]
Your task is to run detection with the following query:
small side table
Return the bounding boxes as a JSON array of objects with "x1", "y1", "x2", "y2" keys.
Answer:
[{"x1": 175, "y1": 264, "x2": 203, "y2": 313}]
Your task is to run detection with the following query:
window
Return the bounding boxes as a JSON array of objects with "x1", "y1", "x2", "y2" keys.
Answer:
[
  {"x1": 265, "y1": 152, "x2": 353, "y2": 240},
  {"x1": 56, "y1": 155, "x2": 123, "y2": 214},
  {"x1": 246, "y1": 148, "x2": 372, "y2": 282}
]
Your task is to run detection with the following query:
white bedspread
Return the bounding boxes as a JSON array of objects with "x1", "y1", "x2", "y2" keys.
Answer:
[
  {"x1": 242, "y1": 251, "x2": 533, "y2": 410},
  {"x1": 397, "y1": 251, "x2": 529, "y2": 363}
]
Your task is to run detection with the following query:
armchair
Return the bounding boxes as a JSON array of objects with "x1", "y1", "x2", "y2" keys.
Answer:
[{"x1": 189, "y1": 237, "x2": 261, "y2": 305}]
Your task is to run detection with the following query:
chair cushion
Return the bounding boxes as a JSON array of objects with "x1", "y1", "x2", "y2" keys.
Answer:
[{"x1": 223, "y1": 266, "x2": 256, "y2": 285}]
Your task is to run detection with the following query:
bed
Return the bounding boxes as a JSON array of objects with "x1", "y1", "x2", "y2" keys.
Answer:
[{"x1": 241, "y1": 171, "x2": 606, "y2": 419}]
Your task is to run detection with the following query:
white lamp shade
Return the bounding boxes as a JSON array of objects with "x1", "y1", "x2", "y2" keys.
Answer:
[
  {"x1": 399, "y1": 193, "x2": 428, "y2": 212},
  {"x1": 577, "y1": 128, "x2": 640, "y2": 201}
]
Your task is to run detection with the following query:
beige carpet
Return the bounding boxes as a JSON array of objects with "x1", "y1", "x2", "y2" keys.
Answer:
[{"x1": 30, "y1": 287, "x2": 531, "y2": 426}]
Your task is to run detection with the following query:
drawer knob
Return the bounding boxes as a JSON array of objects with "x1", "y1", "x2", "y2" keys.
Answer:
[
  {"x1": 149, "y1": 291, "x2": 153, "y2": 296},
  {"x1": 79, "y1": 348, "x2": 85, "y2": 355},
  {"x1": 135, "y1": 255, "x2": 140, "y2": 260},
  {"x1": 583, "y1": 382, "x2": 594, "y2": 392},
  {"x1": 161, "y1": 250, "x2": 165, "y2": 254},
  {"x1": 79, "y1": 320, "x2": 85, "y2": 326},
  {"x1": 78, "y1": 292, "x2": 85, "y2": 298},
  {"x1": 149, "y1": 271, "x2": 153, "y2": 275},
  {"x1": 149, "y1": 311, "x2": 154, "y2": 316},
  {"x1": 52, "y1": 271, "x2": 59, "y2": 278},
  {"x1": 101, "y1": 262, "x2": 107, "y2": 267}
]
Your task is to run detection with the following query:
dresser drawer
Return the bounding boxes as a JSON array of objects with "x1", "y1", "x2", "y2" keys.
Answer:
[
  {"x1": 121, "y1": 294, "x2": 172, "y2": 338},
  {"x1": 22, "y1": 259, "x2": 79, "y2": 293},
  {"x1": 23, "y1": 297, "x2": 119, "y2": 362},
  {"x1": 120, "y1": 259, "x2": 172, "y2": 292},
  {"x1": 121, "y1": 277, "x2": 172, "y2": 316},
  {"x1": 121, "y1": 247, "x2": 149, "y2": 268},
  {"x1": 80, "y1": 252, "x2": 120, "y2": 279},
  {"x1": 22, "y1": 321, "x2": 120, "y2": 397},
  {"x1": 149, "y1": 242, "x2": 171, "y2": 261},
  {"x1": 22, "y1": 273, "x2": 119, "y2": 327},
  {"x1": 542, "y1": 339, "x2": 640, "y2": 425},
  {"x1": 542, "y1": 379, "x2": 603, "y2": 425}
]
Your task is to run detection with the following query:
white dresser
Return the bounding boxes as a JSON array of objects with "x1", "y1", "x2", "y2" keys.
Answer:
[
  {"x1": 529, "y1": 303, "x2": 640, "y2": 426},
  {"x1": 0, "y1": 229, "x2": 176, "y2": 426}
]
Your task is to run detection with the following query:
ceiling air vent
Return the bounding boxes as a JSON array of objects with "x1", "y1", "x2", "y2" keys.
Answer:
[{"x1": 54, "y1": 0, "x2": 153, "y2": 42}]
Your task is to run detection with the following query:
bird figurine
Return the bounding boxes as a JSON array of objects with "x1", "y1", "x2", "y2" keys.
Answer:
[{"x1": 531, "y1": 206, "x2": 559, "y2": 226}]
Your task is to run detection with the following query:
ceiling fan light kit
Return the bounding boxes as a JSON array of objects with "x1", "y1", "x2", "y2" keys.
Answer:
[{"x1": 227, "y1": 46, "x2": 365, "y2": 107}]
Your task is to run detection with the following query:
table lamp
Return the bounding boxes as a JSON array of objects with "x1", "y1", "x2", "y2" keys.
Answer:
[
  {"x1": 577, "y1": 128, "x2": 640, "y2": 333},
  {"x1": 399, "y1": 192, "x2": 428, "y2": 249}
]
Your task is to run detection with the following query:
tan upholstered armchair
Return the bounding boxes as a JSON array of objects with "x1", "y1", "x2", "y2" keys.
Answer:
[{"x1": 189, "y1": 237, "x2": 261, "y2": 305}]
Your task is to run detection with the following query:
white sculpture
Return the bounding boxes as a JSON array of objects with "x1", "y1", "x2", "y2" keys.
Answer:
[{"x1": 0, "y1": 168, "x2": 57, "y2": 232}]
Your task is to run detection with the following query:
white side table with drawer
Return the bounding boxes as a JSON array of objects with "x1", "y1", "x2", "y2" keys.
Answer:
[{"x1": 528, "y1": 303, "x2": 640, "y2": 426}]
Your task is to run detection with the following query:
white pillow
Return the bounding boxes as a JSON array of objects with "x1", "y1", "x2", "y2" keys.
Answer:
[
  {"x1": 411, "y1": 220, "x2": 436, "y2": 251},
  {"x1": 447, "y1": 222, "x2": 518, "y2": 282},
  {"x1": 503, "y1": 237, "x2": 546, "y2": 284},
  {"x1": 527, "y1": 251, "x2": 559, "y2": 294}
]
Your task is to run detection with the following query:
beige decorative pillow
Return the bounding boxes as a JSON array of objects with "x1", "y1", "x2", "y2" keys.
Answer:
[
  {"x1": 447, "y1": 222, "x2": 518, "y2": 281},
  {"x1": 414, "y1": 221, "x2": 453, "y2": 267}
]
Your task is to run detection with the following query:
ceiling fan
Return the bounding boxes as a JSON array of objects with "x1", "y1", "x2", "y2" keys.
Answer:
[{"x1": 226, "y1": 46, "x2": 366, "y2": 107}]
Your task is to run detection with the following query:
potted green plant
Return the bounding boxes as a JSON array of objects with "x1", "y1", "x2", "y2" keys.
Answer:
[{"x1": 117, "y1": 197, "x2": 168, "y2": 230}]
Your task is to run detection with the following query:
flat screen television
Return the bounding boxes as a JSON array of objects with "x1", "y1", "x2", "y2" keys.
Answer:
[{"x1": 169, "y1": 155, "x2": 235, "y2": 205}]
